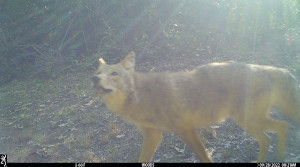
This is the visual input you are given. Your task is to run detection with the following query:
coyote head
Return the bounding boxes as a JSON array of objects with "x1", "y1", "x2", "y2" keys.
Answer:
[{"x1": 91, "y1": 51, "x2": 136, "y2": 96}]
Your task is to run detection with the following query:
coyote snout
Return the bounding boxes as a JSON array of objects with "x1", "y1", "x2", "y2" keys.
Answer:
[
  {"x1": 91, "y1": 75, "x2": 113, "y2": 94},
  {"x1": 91, "y1": 76, "x2": 100, "y2": 85},
  {"x1": 92, "y1": 51, "x2": 300, "y2": 162}
]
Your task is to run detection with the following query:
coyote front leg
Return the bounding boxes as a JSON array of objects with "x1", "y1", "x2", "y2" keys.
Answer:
[{"x1": 138, "y1": 127, "x2": 163, "y2": 162}]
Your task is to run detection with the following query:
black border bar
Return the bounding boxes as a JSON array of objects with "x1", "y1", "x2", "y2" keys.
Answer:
[{"x1": 7, "y1": 163, "x2": 299, "y2": 167}]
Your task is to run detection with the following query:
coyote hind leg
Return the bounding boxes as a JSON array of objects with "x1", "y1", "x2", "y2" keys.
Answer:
[
  {"x1": 261, "y1": 119, "x2": 288, "y2": 160},
  {"x1": 237, "y1": 117, "x2": 288, "y2": 162}
]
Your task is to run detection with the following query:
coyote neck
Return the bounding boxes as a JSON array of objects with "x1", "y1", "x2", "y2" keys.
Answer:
[
  {"x1": 102, "y1": 90, "x2": 129, "y2": 115},
  {"x1": 102, "y1": 72, "x2": 140, "y2": 115}
]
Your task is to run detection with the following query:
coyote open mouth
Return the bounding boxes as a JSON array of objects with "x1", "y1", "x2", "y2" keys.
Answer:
[{"x1": 94, "y1": 85, "x2": 112, "y2": 94}]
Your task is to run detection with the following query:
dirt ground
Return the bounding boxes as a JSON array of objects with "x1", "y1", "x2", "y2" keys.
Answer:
[{"x1": 0, "y1": 55, "x2": 300, "y2": 163}]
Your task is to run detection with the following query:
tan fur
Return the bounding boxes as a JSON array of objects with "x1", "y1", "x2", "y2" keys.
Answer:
[{"x1": 92, "y1": 51, "x2": 300, "y2": 162}]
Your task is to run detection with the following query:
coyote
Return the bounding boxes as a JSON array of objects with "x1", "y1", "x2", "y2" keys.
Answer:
[{"x1": 92, "y1": 51, "x2": 300, "y2": 162}]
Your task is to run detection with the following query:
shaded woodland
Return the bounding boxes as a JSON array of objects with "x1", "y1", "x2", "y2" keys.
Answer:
[{"x1": 1, "y1": 0, "x2": 300, "y2": 84}]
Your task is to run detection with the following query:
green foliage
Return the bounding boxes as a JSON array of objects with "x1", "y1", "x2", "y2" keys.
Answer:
[{"x1": 0, "y1": 0, "x2": 300, "y2": 85}]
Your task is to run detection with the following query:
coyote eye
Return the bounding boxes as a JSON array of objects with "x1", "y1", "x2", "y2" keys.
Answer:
[{"x1": 111, "y1": 72, "x2": 118, "y2": 76}]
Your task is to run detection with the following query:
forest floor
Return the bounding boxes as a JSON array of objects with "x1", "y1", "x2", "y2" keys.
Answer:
[{"x1": 1, "y1": 53, "x2": 300, "y2": 163}]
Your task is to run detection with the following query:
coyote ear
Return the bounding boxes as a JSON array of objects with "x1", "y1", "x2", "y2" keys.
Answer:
[
  {"x1": 121, "y1": 51, "x2": 136, "y2": 70},
  {"x1": 98, "y1": 58, "x2": 107, "y2": 66}
]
